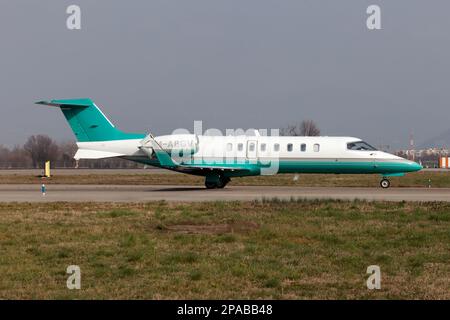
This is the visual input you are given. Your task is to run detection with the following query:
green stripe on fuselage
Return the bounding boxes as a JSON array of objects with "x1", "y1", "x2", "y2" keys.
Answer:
[
  {"x1": 276, "y1": 160, "x2": 416, "y2": 174},
  {"x1": 128, "y1": 156, "x2": 420, "y2": 177}
]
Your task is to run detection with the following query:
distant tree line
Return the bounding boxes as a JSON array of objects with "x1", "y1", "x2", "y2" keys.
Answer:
[{"x1": 0, "y1": 135, "x2": 143, "y2": 169}]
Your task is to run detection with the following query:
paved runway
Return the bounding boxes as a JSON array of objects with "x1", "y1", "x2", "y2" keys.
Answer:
[
  {"x1": 0, "y1": 184, "x2": 449, "y2": 202},
  {"x1": 0, "y1": 168, "x2": 172, "y2": 175},
  {"x1": 0, "y1": 168, "x2": 447, "y2": 176}
]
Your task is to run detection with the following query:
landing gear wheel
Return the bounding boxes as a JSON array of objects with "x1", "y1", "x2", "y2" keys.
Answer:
[
  {"x1": 380, "y1": 178, "x2": 390, "y2": 189},
  {"x1": 205, "y1": 176, "x2": 231, "y2": 189},
  {"x1": 216, "y1": 177, "x2": 230, "y2": 189},
  {"x1": 205, "y1": 181, "x2": 217, "y2": 189}
]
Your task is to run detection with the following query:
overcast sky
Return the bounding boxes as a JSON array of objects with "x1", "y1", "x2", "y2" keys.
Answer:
[{"x1": 1, "y1": 0, "x2": 449, "y2": 148}]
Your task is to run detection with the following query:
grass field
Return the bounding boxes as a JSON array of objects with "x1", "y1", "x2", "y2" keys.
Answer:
[
  {"x1": 0, "y1": 199, "x2": 449, "y2": 299},
  {"x1": 1, "y1": 171, "x2": 450, "y2": 188}
]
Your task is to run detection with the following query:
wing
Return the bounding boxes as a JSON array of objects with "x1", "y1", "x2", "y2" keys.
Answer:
[{"x1": 153, "y1": 149, "x2": 252, "y2": 174}]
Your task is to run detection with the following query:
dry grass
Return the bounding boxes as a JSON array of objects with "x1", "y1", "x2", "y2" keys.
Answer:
[
  {"x1": 1, "y1": 171, "x2": 450, "y2": 188},
  {"x1": 0, "y1": 200, "x2": 449, "y2": 299}
]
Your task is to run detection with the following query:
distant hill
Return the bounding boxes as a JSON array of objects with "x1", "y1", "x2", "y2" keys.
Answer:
[{"x1": 419, "y1": 128, "x2": 450, "y2": 149}]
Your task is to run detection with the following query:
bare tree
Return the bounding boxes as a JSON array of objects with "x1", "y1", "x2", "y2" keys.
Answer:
[
  {"x1": 59, "y1": 140, "x2": 77, "y2": 168},
  {"x1": 8, "y1": 145, "x2": 32, "y2": 168},
  {"x1": 23, "y1": 135, "x2": 59, "y2": 168},
  {"x1": 280, "y1": 120, "x2": 321, "y2": 136},
  {"x1": 0, "y1": 145, "x2": 10, "y2": 168},
  {"x1": 301, "y1": 120, "x2": 321, "y2": 136}
]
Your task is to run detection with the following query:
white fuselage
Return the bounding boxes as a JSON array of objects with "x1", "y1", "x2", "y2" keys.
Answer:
[{"x1": 75, "y1": 135, "x2": 421, "y2": 176}]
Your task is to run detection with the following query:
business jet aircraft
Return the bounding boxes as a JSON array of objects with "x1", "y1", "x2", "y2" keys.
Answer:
[{"x1": 37, "y1": 99, "x2": 422, "y2": 189}]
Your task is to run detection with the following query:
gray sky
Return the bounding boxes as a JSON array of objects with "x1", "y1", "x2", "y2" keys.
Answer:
[{"x1": 1, "y1": 0, "x2": 449, "y2": 148}]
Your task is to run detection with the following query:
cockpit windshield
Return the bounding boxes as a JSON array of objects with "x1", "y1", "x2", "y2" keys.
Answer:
[{"x1": 347, "y1": 141, "x2": 377, "y2": 151}]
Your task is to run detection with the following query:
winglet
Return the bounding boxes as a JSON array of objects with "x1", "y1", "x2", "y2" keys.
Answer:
[{"x1": 153, "y1": 150, "x2": 179, "y2": 168}]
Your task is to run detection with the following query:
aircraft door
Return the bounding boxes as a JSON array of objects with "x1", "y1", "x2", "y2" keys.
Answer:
[
  {"x1": 370, "y1": 151, "x2": 378, "y2": 171},
  {"x1": 246, "y1": 140, "x2": 258, "y2": 160}
]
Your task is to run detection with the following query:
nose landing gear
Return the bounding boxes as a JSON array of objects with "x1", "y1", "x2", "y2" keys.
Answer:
[{"x1": 380, "y1": 178, "x2": 390, "y2": 189}]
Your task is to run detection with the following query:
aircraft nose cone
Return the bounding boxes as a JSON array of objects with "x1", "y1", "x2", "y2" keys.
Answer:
[{"x1": 407, "y1": 161, "x2": 422, "y2": 172}]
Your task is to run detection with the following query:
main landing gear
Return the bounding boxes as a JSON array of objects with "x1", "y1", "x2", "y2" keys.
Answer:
[
  {"x1": 380, "y1": 178, "x2": 390, "y2": 189},
  {"x1": 205, "y1": 175, "x2": 231, "y2": 189}
]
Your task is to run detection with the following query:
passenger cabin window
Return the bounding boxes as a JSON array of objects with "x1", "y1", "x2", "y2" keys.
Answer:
[
  {"x1": 300, "y1": 144, "x2": 306, "y2": 152},
  {"x1": 287, "y1": 143, "x2": 293, "y2": 152},
  {"x1": 226, "y1": 143, "x2": 233, "y2": 152},
  {"x1": 260, "y1": 143, "x2": 266, "y2": 152},
  {"x1": 238, "y1": 143, "x2": 243, "y2": 151},
  {"x1": 313, "y1": 144, "x2": 320, "y2": 152},
  {"x1": 274, "y1": 143, "x2": 280, "y2": 152},
  {"x1": 347, "y1": 141, "x2": 377, "y2": 151}
]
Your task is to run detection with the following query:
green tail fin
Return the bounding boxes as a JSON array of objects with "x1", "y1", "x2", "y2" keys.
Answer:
[{"x1": 36, "y1": 98, "x2": 145, "y2": 142}]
